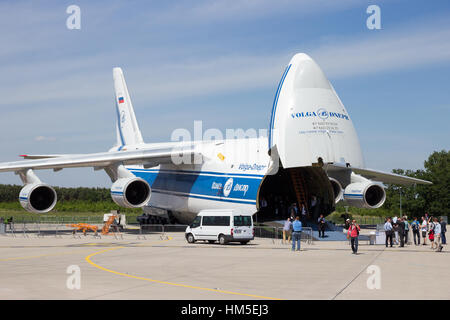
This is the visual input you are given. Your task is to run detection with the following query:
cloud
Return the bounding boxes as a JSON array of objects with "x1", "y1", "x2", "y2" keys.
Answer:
[
  {"x1": 34, "y1": 136, "x2": 57, "y2": 142},
  {"x1": 143, "y1": 0, "x2": 361, "y2": 25},
  {"x1": 311, "y1": 21, "x2": 450, "y2": 78}
]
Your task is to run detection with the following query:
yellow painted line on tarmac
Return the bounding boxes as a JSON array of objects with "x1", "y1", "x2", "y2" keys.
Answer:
[{"x1": 84, "y1": 237, "x2": 281, "y2": 300}]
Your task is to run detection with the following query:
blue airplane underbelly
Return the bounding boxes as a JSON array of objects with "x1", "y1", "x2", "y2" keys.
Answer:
[{"x1": 129, "y1": 168, "x2": 263, "y2": 205}]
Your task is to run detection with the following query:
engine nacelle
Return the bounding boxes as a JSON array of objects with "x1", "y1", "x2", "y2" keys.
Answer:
[
  {"x1": 110, "y1": 177, "x2": 151, "y2": 208},
  {"x1": 343, "y1": 181, "x2": 386, "y2": 209},
  {"x1": 329, "y1": 178, "x2": 343, "y2": 204},
  {"x1": 19, "y1": 183, "x2": 57, "y2": 213}
]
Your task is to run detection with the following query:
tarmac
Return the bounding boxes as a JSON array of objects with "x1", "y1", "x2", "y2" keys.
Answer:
[{"x1": 0, "y1": 231, "x2": 449, "y2": 300}]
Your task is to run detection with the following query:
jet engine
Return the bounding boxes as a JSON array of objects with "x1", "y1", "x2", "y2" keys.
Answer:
[
  {"x1": 329, "y1": 178, "x2": 344, "y2": 204},
  {"x1": 19, "y1": 183, "x2": 57, "y2": 213},
  {"x1": 343, "y1": 181, "x2": 386, "y2": 209},
  {"x1": 110, "y1": 177, "x2": 151, "y2": 208}
]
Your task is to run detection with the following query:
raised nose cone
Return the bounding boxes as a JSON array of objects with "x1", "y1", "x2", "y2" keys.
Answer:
[
  {"x1": 269, "y1": 53, "x2": 364, "y2": 169},
  {"x1": 290, "y1": 53, "x2": 331, "y2": 90}
]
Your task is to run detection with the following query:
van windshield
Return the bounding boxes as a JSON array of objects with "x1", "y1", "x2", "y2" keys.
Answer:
[
  {"x1": 190, "y1": 216, "x2": 201, "y2": 228},
  {"x1": 234, "y1": 216, "x2": 252, "y2": 227}
]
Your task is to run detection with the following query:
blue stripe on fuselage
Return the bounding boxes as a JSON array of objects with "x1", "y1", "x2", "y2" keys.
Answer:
[{"x1": 129, "y1": 168, "x2": 262, "y2": 205}]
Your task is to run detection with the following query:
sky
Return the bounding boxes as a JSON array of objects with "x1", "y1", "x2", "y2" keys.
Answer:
[{"x1": 0, "y1": 0, "x2": 449, "y2": 187}]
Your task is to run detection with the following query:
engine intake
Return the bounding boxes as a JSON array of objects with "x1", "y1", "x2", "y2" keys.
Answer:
[
  {"x1": 111, "y1": 177, "x2": 151, "y2": 208},
  {"x1": 343, "y1": 181, "x2": 386, "y2": 209},
  {"x1": 19, "y1": 183, "x2": 57, "y2": 213},
  {"x1": 329, "y1": 178, "x2": 343, "y2": 204}
]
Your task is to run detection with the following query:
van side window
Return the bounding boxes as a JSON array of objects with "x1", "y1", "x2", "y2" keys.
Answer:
[
  {"x1": 234, "y1": 216, "x2": 252, "y2": 226},
  {"x1": 202, "y1": 216, "x2": 230, "y2": 226},
  {"x1": 190, "y1": 216, "x2": 201, "y2": 228}
]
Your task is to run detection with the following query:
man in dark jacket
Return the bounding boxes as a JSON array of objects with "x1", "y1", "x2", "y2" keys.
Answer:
[
  {"x1": 397, "y1": 217, "x2": 406, "y2": 247},
  {"x1": 317, "y1": 214, "x2": 326, "y2": 238},
  {"x1": 441, "y1": 217, "x2": 447, "y2": 245}
]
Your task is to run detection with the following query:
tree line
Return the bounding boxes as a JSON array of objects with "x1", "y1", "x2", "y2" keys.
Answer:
[{"x1": 335, "y1": 150, "x2": 449, "y2": 219}]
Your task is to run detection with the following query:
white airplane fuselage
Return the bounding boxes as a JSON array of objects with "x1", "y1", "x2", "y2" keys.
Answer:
[
  {"x1": 0, "y1": 53, "x2": 432, "y2": 221},
  {"x1": 129, "y1": 137, "x2": 269, "y2": 224}
]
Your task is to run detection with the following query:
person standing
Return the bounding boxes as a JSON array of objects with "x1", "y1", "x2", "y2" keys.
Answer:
[
  {"x1": 397, "y1": 217, "x2": 405, "y2": 247},
  {"x1": 403, "y1": 216, "x2": 410, "y2": 244},
  {"x1": 392, "y1": 217, "x2": 399, "y2": 245},
  {"x1": 384, "y1": 218, "x2": 394, "y2": 247},
  {"x1": 432, "y1": 217, "x2": 443, "y2": 252},
  {"x1": 291, "y1": 216, "x2": 302, "y2": 252},
  {"x1": 440, "y1": 217, "x2": 447, "y2": 245},
  {"x1": 317, "y1": 214, "x2": 326, "y2": 238},
  {"x1": 282, "y1": 218, "x2": 292, "y2": 244},
  {"x1": 421, "y1": 216, "x2": 428, "y2": 246},
  {"x1": 428, "y1": 219, "x2": 436, "y2": 250},
  {"x1": 347, "y1": 219, "x2": 361, "y2": 254},
  {"x1": 310, "y1": 195, "x2": 318, "y2": 220},
  {"x1": 411, "y1": 217, "x2": 421, "y2": 245},
  {"x1": 300, "y1": 203, "x2": 307, "y2": 222},
  {"x1": 259, "y1": 197, "x2": 268, "y2": 215}
]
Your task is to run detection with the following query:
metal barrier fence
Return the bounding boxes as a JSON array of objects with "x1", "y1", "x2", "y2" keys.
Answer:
[
  {"x1": 0, "y1": 216, "x2": 107, "y2": 225},
  {"x1": 135, "y1": 224, "x2": 313, "y2": 244},
  {"x1": 253, "y1": 226, "x2": 313, "y2": 244},
  {"x1": 1, "y1": 222, "x2": 313, "y2": 244}
]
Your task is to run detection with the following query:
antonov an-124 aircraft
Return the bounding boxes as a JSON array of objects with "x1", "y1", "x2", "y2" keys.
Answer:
[{"x1": 0, "y1": 53, "x2": 431, "y2": 224}]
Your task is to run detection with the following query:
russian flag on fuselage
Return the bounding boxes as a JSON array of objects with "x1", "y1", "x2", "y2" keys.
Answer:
[{"x1": 118, "y1": 97, "x2": 124, "y2": 104}]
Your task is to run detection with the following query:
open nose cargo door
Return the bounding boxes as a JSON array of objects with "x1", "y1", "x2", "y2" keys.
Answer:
[{"x1": 268, "y1": 53, "x2": 364, "y2": 169}]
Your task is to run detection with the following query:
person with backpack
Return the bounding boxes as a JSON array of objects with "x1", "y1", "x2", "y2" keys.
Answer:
[
  {"x1": 411, "y1": 217, "x2": 421, "y2": 245},
  {"x1": 347, "y1": 219, "x2": 361, "y2": 254}
]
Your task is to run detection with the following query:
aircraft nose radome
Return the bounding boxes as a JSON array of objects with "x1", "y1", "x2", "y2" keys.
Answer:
[
  {"x1": 291, "y1": 52, "x2": 313, "y2": 62},
  {"x1": 289, "y1": 53, "x2": 331, "y2": 90}
]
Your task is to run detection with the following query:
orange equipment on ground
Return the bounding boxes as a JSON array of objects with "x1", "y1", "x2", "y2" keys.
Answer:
[
  {"x1": 101, "y1": 214, "x2": 118, "y2": 235},
  {"x1": 67, "y1": 223, "x2": 98, "y2": 236}
]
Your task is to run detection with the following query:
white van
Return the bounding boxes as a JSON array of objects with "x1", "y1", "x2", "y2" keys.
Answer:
[{"x1": 185, "y1": 209, "x2": 254, "y2": 245}]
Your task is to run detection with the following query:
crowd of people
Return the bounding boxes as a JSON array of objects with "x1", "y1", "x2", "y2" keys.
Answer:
[
  {"x1": 383, "y1": 214, "x2": 446, "y2": 252},
  {"x1": 284, "y1": 213, "x2": 447, "y2": 255}
]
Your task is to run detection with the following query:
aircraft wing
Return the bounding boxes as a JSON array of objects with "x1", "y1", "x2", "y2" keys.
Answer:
[
  {"x1": 19, "y1": 154, "x2": 78, "y2": 160},
  {"x1": 0, "y1": 146, "x2": 198, "y2": 173},
  {"x1": 351, "y1": 167, "x2": 432, "y2": 186},
  {"x1": 325, "y1": 163, "x2": 432, "y2": 186}
]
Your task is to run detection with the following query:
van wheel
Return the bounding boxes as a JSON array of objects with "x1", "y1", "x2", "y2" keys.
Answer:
[
  {"x1": 186, "y1": 233, "x2": 195, "y2": 243},
  {"x1": 240, "y1": 241, "x2": 249, "y2": 245},
  {"x1": 208, "y1": 240, "x2": 215, "y2": 244},
  {"x1": 219, "y1": 234, "x2": 227, "y2": 245}
]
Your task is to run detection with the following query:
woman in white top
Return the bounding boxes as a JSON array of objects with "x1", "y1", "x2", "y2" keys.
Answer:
[{"x1": 421, "y1": 217, "x2": 428, "y2": 245}]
